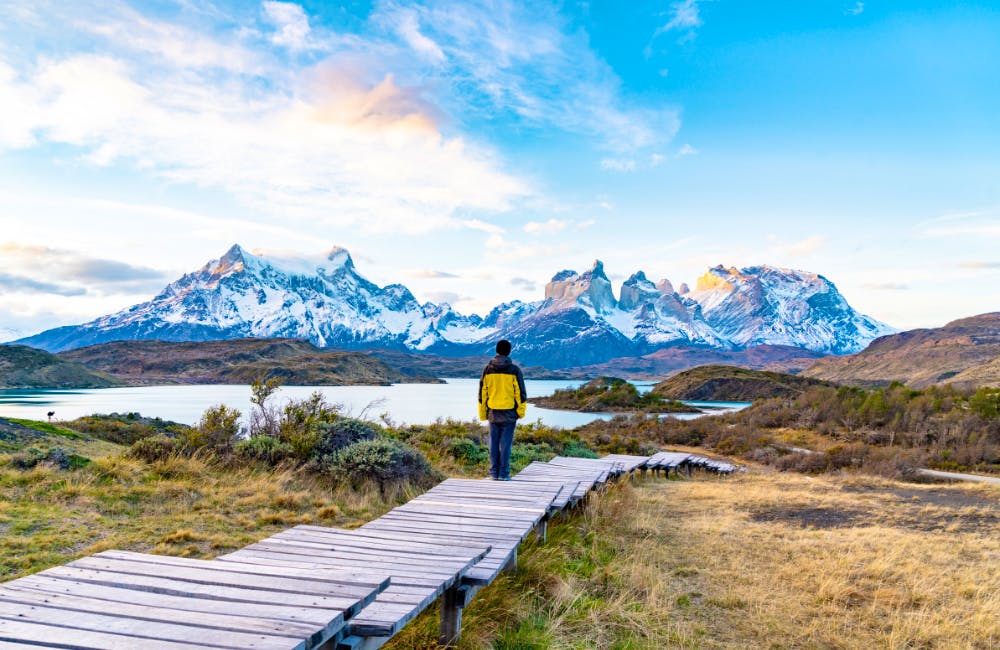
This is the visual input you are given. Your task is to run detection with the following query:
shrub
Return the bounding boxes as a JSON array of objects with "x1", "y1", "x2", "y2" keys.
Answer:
[
  {"x1": 186, "y1": 404, "x2": 242, "y2": 453},
  {"x1": 42, "y1": 448, "x2": 90, "y2": 470},
  {"x1": 64, "y1": 413, "x2": 188, "y2": 445},
  {"x1": 234, "y1": 437, "x2": 295, "y2": 466},
  {"x1": 312, "y1": 418, "x2": 378, "y2": 459},
  {"x1": 323, "y1": 438, "x2": 440, "y2": 488},
  {"x1": 448, "y1": 437, "x2": 489, "y2": 466},
  {"x1": 129, "y1": 436, "x2": 181, "y2": 463}
]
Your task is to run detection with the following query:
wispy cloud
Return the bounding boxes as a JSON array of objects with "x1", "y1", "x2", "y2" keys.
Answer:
[
  {"x1": 861, "y1": 282, "x2": 909, "y2": 291},
  {"x1": 647, "y1": 0, "x2": 702, "y2": 55},
  {"x1": 0, "y1": 273, "x2": 85, "y2": 297},
  {"x1": 378, "y1": 0, "x2": 679, "y2": 154},
  {"x1": 423, "y1": 290, "x2": 468, "y2": 305},
  {"x1": 959, "y1": 261, "x2": 1000, "y2": 270},
  {"x1": 601, "y1": 158, "x2": 637, "y2": 172},
  {"x1": 0, "y1": 3, "x2": 530, "y2": 234},
  {"x1": 510, "y1": 277, "x2": 537, "y2": 292},
  {"x1": 407, "y1": 269, "x2": 460, "y2": 279},
  {"x1": 523, "y1": 219, "x2": 569, "y2": 234},
  {"x1": 676, "y1": 143, "x2": 699, "y2": 157},
  {"x1": 0, "y1": 243, "x2": 166, "y2": 294},
  {"x1": 846, "y1": 2, "x2": 865, "y2": 16},
  {"x1": 262, "y1": 1, "x2": 313, "y2": 50}
]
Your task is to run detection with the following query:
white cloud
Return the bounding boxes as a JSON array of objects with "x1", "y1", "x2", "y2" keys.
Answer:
[
  {"x1": 406, "y1": 269, "x2": 459, "y2": 279},
  {"x1": 676, "y1": 143, "x2": 698, "y2": 157},
  {"x1": 648, "y1": 0, "x2": 702, "y2": 52},
  {"x1": 523, "y1": 219, "x2": 568, "y2": 234},
  {"x1": 378, "y1": 0, "x2": 679, "y2": 155},
  {"x1": 387, "y1": 8, "x2": 446, "y2": 63},
  {"x1": 768, "y1": 235, "x2": 825, "y2": 258},
  {"x1": 0, "y1": 46, "x2": 529, "y2": 234},
  {"x1": 846, "y1": 2, "x2": 865, "y2": 16},
  {"x1": 601, "y1": 158, "x2": 637, "y2": 172},
  {"x1": 262, "y1": 1, "x2": 312, "y2": 50}
]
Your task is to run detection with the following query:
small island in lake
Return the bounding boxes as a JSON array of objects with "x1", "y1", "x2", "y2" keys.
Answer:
[{"x1": 529, "y1": 376, "x2": 702, "y2": 413}]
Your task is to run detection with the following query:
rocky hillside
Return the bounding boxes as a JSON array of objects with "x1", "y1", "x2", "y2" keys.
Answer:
[
  {"x1": 802, "y1": 313, "x2": 1000, "y2": 388},
  {"x1": 0, "y1": 345, "x2": 121, "y2": 388},
  {"x1": 58, "y1": 338, "x2": 435, "y2": 386},
  {"x1": 651, "y1": 365, "x2": 834, "y2": 401}
]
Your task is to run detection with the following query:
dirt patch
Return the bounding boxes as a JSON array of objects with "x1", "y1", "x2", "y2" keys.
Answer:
[
  {"x1": 750, "y1": 507, "x2": 869, "y2": 529},
  {"x1": 839, "y1": 483, "x2": 1000, "y2": 533}
]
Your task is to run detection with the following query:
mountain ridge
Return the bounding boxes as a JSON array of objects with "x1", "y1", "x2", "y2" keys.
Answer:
[
  {"x1": 802, "y1": 312, "x2": 1000, "y2": 388},
  {"x1": 17, "y1": 244, "x2": 896, "y2": 369}
]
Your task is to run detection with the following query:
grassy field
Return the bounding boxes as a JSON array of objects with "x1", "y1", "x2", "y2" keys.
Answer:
[
  {"x1": 388, "y1": 469, "x2": 1000, "y2": 649},
  {"x1": 1, "y1": 420, "x2": 997, "y2": 648}
]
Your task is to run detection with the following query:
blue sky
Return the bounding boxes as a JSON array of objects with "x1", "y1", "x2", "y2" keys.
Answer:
[{"x1": 0, "y1": 0, "x2": 998, "y2": 339}]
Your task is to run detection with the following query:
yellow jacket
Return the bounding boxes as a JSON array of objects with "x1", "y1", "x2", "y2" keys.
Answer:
[{"x1": 478, "y1": 355, "x2": 527, "y2": 422}]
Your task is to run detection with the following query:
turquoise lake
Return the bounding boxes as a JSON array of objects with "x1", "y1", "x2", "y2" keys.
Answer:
[{"x1": 0, "y1": 378, "x2": 749, "y2": 428}]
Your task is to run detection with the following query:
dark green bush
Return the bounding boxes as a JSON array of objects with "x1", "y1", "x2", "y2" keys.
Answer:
[
  {"x1": 129, "y1": 436, "x2": 181, "y2": 463},
  {"x1": 234, "y1": 437, "x2": 295, "y2": 466},
  {"x1": 323, "y1": 438, "x2": 440, "y2": 487},
  {"x1": 312, "y1": 418, "x2": 379, "y2": 459},
  {"x1": 447, "y1": 437, "x2": 489, "y2": 466}
]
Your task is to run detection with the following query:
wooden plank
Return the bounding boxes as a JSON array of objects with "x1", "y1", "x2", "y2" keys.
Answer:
[
  {"x1": 38, "y1": 565, "x2": 367, "y2": 612},
  {"x1": 360, "y1": 521, "x2": 525, "y2": 542},
  {"x1": 273, "y1": 529, "x2": 490, "y2": 558},
  {"x1": 67, "y1": 555, "x2": 379, "y2": 600},
  {"x1": 0, "y1": 601, "x2": 303, "y2": 649},
  {"x1": 272, "y1": 527, "x2": 495, "y2": 558},
  {"x1": 219, "y1": 549, "x2": 453, "y2": 589},
  {"x1": 4, "y1": 575, "x2": 338, "y2": 627},
  {"x1": 0, "y1": 618, "x2": 210, "y2": 650},
  {"x1": 292, "y1": 526, "x2": 491, "y2": 552},
  {"x1": 238, "y1": 541, "x2": 472, "y2": 575},
  {"x1": 255, "y1": 537, "x2": 482, "y2": 567},
  {"x1": 96, "y1": 551, "x2": 389, "y2": 590},
  {"x1": 0, "y1": 587, "x2": 318, "y2": 638}
]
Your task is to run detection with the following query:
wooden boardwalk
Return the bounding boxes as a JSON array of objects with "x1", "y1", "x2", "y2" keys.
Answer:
[{"x1": 0, "y1": 451, "x2": 739, "y2": 649}]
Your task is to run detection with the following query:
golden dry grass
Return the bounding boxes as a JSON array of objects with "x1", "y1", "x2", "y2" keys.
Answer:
[
  {"x1": 389, "y1": 469, "x2": 999, "y2": 649},
  {"x1": 0, "y1": 453, "x2": 405, "y2": 580}
]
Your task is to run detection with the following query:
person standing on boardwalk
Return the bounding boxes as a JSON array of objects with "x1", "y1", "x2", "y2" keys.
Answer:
[{"x1": 478, "y1": 339, "x2": 527, "y2": 481}]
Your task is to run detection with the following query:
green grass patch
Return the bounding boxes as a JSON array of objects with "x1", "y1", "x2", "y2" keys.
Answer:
[{"x1": 7, "y1": 419, "x2": 84, "y2": 439}]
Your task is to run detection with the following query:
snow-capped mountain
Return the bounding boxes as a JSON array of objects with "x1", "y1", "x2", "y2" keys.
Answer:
[
  {"x1": 17, "y1": 245, "x2": 485, "y2": 354},
  {"x1": 685, "y1": 265, "x2": 893, "y2": 355},
  {"x1": 17, "y1": 245, "x2": 896, "y2": 367}
]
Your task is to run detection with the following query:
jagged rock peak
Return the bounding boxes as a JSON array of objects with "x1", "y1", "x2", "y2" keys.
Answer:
[
  {"x1": 678, "y1": 282, "x2": 690, "y2": 294},
  {"x1": 544, "y1": 260, "x2": 616, "y2": 313},
  {"x1": 619, "y1": 271, "x2": 659, "y2": 311},
  {"x1": 656, "y1": 278, "x2": 674, "y2": 295}
]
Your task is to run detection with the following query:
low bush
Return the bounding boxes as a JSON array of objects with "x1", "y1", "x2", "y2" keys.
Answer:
[
  {"x1": 185, "y1": 404, "x2": 242, "y2": 454},
  {"x1": 129, "y1": 436, "x2": 181, "y2": 463},
  {"x1": 322, "y1": 438, "x2": 440, "y2": 488},
  {"x1": 234, "y1": 437, "x2": 295, "y2": 466},
  {"x1": 63, "y1": 412, "x2": 188, "y2": 445},
  {"x1": 447, "y1": 436, "x2": 490, "y2": 466},
  {"x1": 8, "y1": 447, "x2": 89, "y2": 470},
  {"x1": 312, "y1": 418, "x2": 379, "y2": 459}
]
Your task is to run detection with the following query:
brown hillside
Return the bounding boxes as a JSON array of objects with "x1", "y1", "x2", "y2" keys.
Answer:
[
  {"x1": 802, "y1": 313, "x2": 1000, "y2": 388},
  {"x1": 58, "y1": 338, "x2": 436, "y2": 386}
]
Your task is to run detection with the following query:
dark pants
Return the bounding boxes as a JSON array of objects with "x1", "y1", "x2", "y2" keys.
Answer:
[{"x1": 489, "y1": 420, "x2": 516, "y2": 479}]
